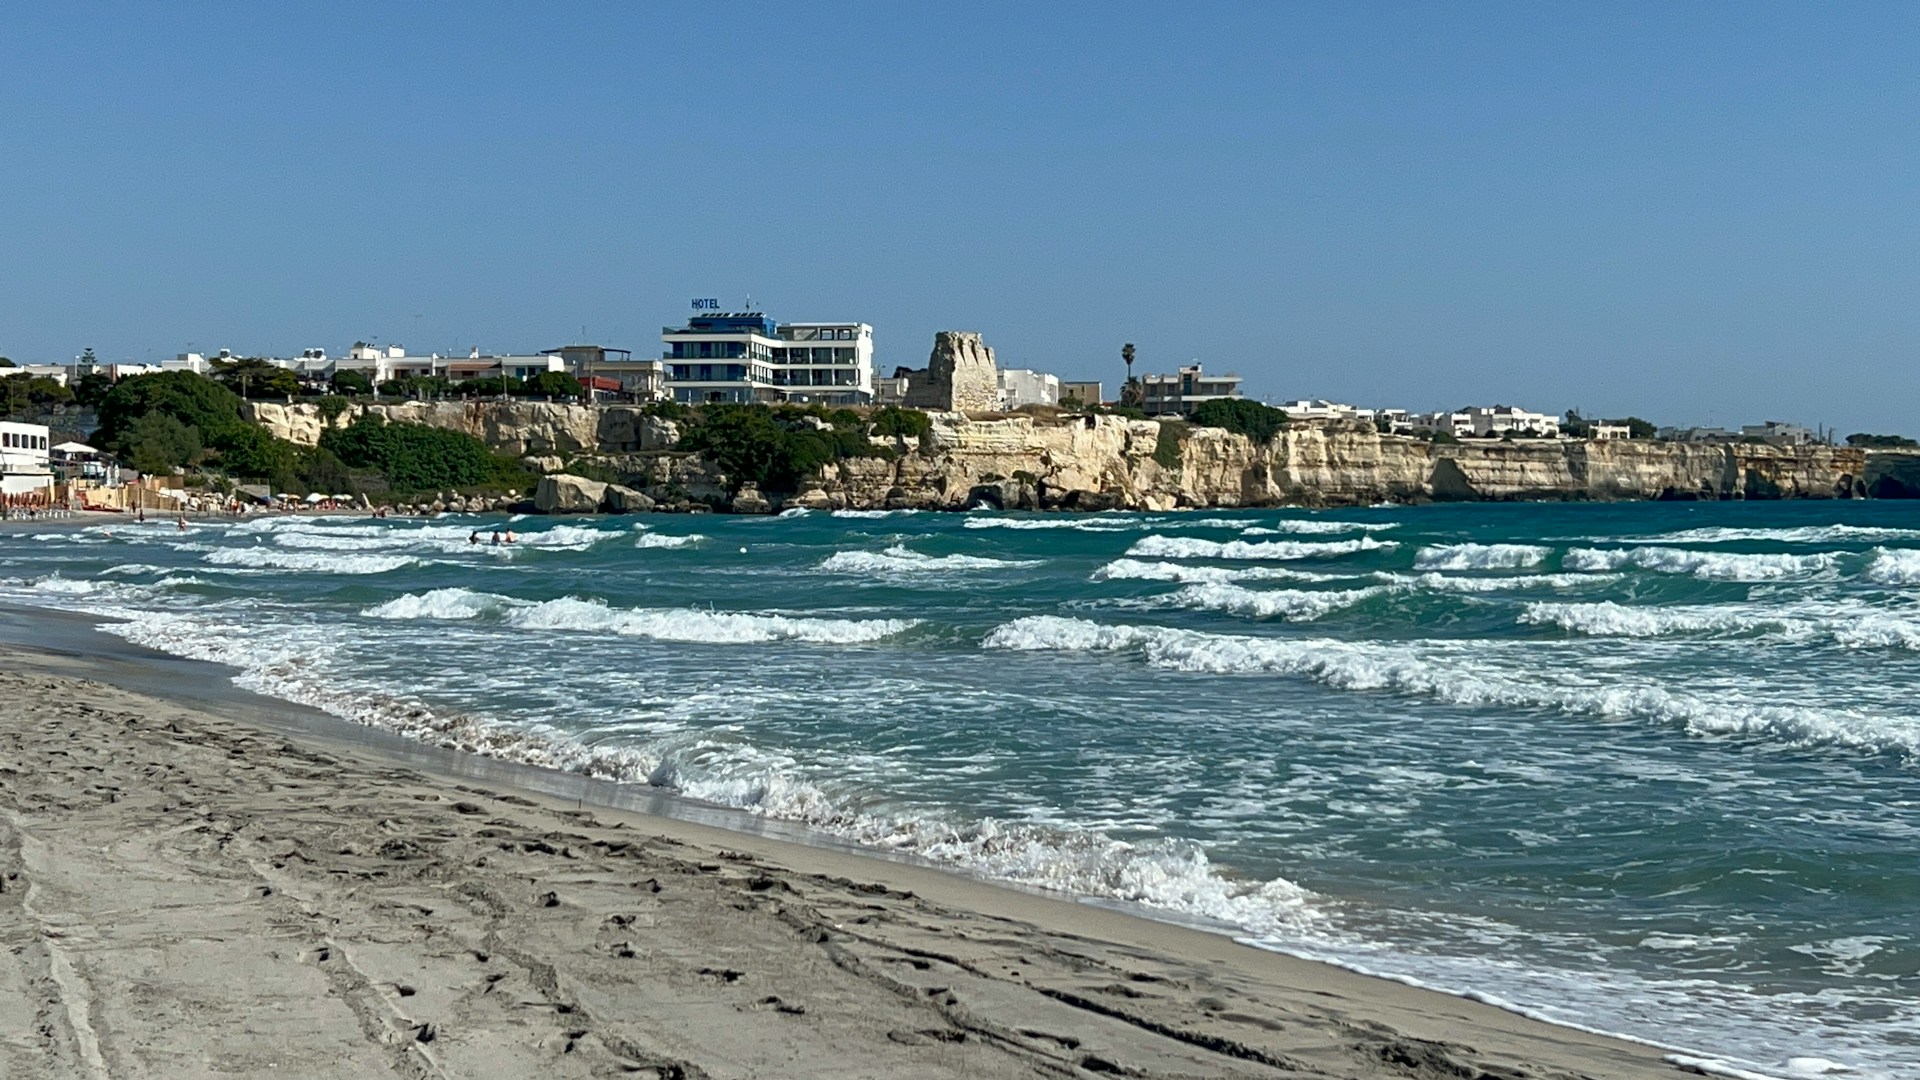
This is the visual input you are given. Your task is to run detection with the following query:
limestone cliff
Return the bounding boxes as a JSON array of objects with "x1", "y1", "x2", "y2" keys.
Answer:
[
  {"x1": 246, "y1": 401, "x2": 679, "y2": 456},
  {"x1": 243, "y1": 400, "x2": 1873, "y2": 511}
]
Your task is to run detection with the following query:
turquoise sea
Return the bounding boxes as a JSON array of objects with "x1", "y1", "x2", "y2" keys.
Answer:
[{"x1": 5, "y1": 500, "x2": 1918, "y2": 1078}]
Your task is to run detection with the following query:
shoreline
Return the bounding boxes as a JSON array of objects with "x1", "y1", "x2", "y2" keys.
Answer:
[{"x1": 0, "y1": 604, "x2": 1694, "y2": 1078}]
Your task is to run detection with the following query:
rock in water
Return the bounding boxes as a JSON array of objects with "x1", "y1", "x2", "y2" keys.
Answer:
[{"x1": 535, "y1": 474, "x2": 608, "y2": 514}]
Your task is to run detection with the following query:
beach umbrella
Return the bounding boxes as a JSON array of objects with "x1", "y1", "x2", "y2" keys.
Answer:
[
  {"x1": 333, "y1": 494, "x2": 355, "y2": 502},
  {"x1": 305, "y1": 492, "x2": 326, "y2": 503}
]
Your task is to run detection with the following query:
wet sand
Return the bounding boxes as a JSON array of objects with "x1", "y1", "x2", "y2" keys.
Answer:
[{"x1": 0, "y1": 624, "x2": 1687, "y2": 1079}]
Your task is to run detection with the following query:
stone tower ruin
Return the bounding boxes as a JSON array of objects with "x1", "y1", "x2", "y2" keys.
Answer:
[{"x1": 903, "y1": 331, "x2": 1001, "y2": 413}]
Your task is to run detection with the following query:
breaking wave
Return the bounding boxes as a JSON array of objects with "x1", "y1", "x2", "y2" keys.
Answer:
[
  {"x1": 1863, "y1": 548, "x2": 1920, "y2": 586},
  {"x1": 634, "y1": 532, "x2": 705, "y2": 549},
  {"x1": 362, "y1": 588, "x2": 524, "y2": 621},
  {"x1": 202, "y1": 547, "x2": 419, "y2": 574},
  {"x1": 818, "y1": 545, "x2": 1044, "y2": 575},
  {"x1": 503, "y1": 596, "x2": 917, "y2": 644},
  {"x1": 1563, "y1": 547, "x2": 1836, "y2": 581},
  {"x1": 1092, "y1": 558, "x2": 1350, "y2": 584},
  {"x1": 1242, "y1": 520, "x2": 1400, "y2": 536},
  {"x1": 1127, "y1": 535, "x2": 1396, "y2": 561},
  {"x1": 982, "y1": 616, "x2": 1920, "y2": 759},
  {"x1": 1413, "y1": 543, "x2": 1552, "y2": 571},
  {"x1": 1520, "y1": 601, "x2": 1769, "y2": 638},
  {"x1": 1374, "y1": 571, "x2": 1619, "y2": 593},
  {"x1": 1635, "y1": 525, "x2": 1920, "y2": 545},
  {"x1": 1161, "y1": 583, "x2": 1386, "y2": 621}
]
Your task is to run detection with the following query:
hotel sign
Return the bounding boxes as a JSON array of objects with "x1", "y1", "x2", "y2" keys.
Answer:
[{"x1": 691, "y1": 298, "x2": 720, "y2": 311}]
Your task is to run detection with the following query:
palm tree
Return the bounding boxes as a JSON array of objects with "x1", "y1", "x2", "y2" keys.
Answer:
[{"x1": 1122, "y1": 343, "x2": 1135, "y2": 383}]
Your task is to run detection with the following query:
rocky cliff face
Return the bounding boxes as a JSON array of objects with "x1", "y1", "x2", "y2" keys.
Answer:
[
  {"x1": 244, "y1": 401, "x2": 1870, "y2": 511},
  {"x1": 246, "y1": 401, "x2": 679, "y2": 457}
]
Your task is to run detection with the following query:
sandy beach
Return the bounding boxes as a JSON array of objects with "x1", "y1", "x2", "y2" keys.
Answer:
[{"x1": 0, "y1": 625, "x2": 1691, "y2": 1080}]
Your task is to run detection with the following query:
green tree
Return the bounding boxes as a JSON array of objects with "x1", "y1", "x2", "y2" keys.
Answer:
[
  {"x1": 96, "y1": 371, "x2": 248, "y2": 454},
  {"x1": 3, "y1": 374, "x2": 74, "y2": 413},
  {"x1": 120, "y1": 412, "x2": 203, "y2": 475},
  {"x1": 209, "y1": 423, "x2": 297, "y2": 483},
  {"x1": 1623, "y1": 416, "x2": 1657, "y2": 440},
  {"x1": 329, "y1": 369, "x2": 374, "y2": 396},
  {"x1": 0, "y1": 357, "x2": 13, "y2": 367},
  {"x1": 73, "y1": 370, "x2": 114, "y2": 406},
  {"x1": 518, "y1": 371, "x2": 580, "y2": 398},
  {"x1": 1846, "y1": 432, "x2": 1920, "y2": 449},
  {"x1": 1189, "y1": 398, "x2": 1290, "y2": 443},
  {"x1": 212, "y1": 357, "x2": 300, "y2": 399}
]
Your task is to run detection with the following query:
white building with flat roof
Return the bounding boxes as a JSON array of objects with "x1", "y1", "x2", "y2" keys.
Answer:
[
  {"x1": 1138, "y1": 363, "x2": 1243, "y2": 416},
  {"x1": 661, "y1": 309, "x2": 874, "y2": 405},
  {"x1": 1, "y1": 421, "x2": 54, "y2": 503},
  {"x1": 998, "y1": 368, "x2": 1060, "y2": 410}
]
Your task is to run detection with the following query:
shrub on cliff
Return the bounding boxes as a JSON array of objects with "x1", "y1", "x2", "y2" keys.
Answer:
[
  {"x1": 1189, "y1": 399, "x2": 1289, "y2": 443},
  {"x1": 321, "y1": 414, "x2": 512, "y2": 492},
  {"x1": 870, "y1": 405, "x2": 931, "y2": 439},
  {"x1": 96, "y1": 371, "x2": 249, "y2": 455},
  {"x1": 681, "y1": 403, "x2": 893, "y2": 492},
  {"x1": 1153, "y1": 421, "x2": 1187, "y2": 468}
]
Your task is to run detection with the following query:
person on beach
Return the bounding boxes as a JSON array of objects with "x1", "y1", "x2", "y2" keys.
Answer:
[
  {"x1": 503, "y1": 530, "x2": 516, "y2": 544},
  {"x1": 176, "y1": 514, "x2": 187, "y2": 532},
  {"x1": 490, "y1": 530, "x2": 501, "y2": 546},
  {"x1": 469, "y1": 531, "x2": 481, "y2": 545}
]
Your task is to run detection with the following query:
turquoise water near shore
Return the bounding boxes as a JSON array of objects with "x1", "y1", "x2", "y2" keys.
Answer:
[{"x1": 5, "y1": 501, "x2": 1918, "y2": 1078}]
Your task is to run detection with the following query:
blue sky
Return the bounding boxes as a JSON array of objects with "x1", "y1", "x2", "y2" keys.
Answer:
[{"x1": 4, "y1": 3, "x2": 1917, "y2": 433}]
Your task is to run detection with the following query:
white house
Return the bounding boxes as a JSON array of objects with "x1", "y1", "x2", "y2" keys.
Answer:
[
  {"x1": 1458, "y1": 405, "x2": 1560, "y2": 438},
  {"x1": 1741, "y1": 420, "x2": 1817, "y2": 446},
  {"x1": 998, "y1": 368, "x2": 1061, "y2": 410},
  {"x1": 1, "y1": 421, "x2": 54, "y2": 505},
  {"x1": 1405, "y1": 411, "x2": 1475, "y2": 438},
  {"x1": 1275, "y1": 399, "x2": 1376, "y2": 422},
  {"x1": 1591, "y1": 423, "x2": 1632, "y2": 441}
]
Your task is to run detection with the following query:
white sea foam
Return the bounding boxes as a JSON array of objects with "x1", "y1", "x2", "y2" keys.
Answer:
[
  {"x1": 202, "y1": 547, "x2": 418, "y2": 574},
  {"x1": 818, "y1": 545, "x2": 1043, "y2": 575},
  {"x1": 1163, "y1": 583, "x2": 1386, "y2": 621},
  {"x1": 1092, "y1": 558, "x2": 1350, "y2": 584},
  {"x1": 503, "y1": 597, "x2": 917, "y2": 644},
  {"x1": 1563, "y1": 547, "x2": 1836, "y2": 581},
  {"x1": 832, "y1": 508, "x2": 920, "y2": 518},
  {"x1": 1636, "y1": 525, "x2": 1920, "y2": 545},
  {"x1": 962, "y1": 516, "x2": 1138, "y2": 531},
  {"x1": 983, "y1": 616, "x2": 1920, "y2": 758},
  {"x1": 363, "y1": 588, "x2": 523, "y2": 621},
  {"x1": 1413, "y1": 543, "x2": 1551, "y2": 571},
  {"x1": 778, "y1": 507, "x2": 812, "y2": 517},
  {"x1": 634, "y1": 532, "x2": 705, "y2": 549},
  {"x1": 1374, "y1": 571, "x2": 1619, "y2": 593},
  {"x1": 1863, "y1": 548, "x2": 1920, "y2": 586},
  {"x1": 1520, "y1": 601, "x2": 1767, "y2": 638},
  {"x1": 1127, "y1": 535, "x2": 1395, "y2": 561},
  {"x1": 1243, "y1": 520, "x2": 1399, "y2": 536}
]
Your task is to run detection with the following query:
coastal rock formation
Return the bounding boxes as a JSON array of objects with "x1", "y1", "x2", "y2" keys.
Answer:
[
  {"x1": 602, "y1": 484, "x2": 655, "y2": 513},
  {"x1": 902, "y1": 332, "x2": 1002, "y2": 414},
  {"x1": 243, "y1": 399, "x2": 1874, "y2": 512},
  {"x1": 245, "y1": 401, "x2": 351, "y2": 445},
  {"x1": 534, "y1": 474, "x2": 607, "y2": 514},
  {"x1": 1864, "y1": 451, "x2": 1920, "y2": 498}
]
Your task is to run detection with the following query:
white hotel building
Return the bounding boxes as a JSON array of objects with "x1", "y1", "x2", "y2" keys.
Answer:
[{"x1": 662, "y1": 308, "x2": 874, "y2": 405}]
